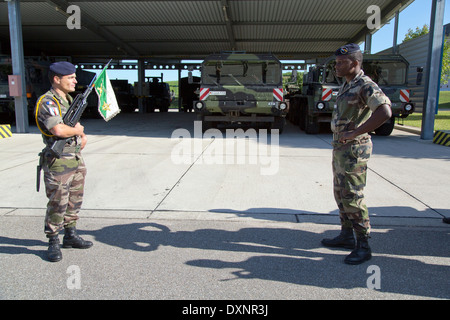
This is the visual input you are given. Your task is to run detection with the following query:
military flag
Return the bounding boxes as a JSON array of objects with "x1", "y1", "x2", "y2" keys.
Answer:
[{"x1": 94, "y1": 66, "x2": 120, "y2": 121}]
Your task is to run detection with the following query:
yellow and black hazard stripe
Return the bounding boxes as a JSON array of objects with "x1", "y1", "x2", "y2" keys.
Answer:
[
  {"x1": 0, "y1": 124, "x2": 12, "y2": 139},
  {"x1": 433, "y1": 130, "x2": 450, "y2": 147}
]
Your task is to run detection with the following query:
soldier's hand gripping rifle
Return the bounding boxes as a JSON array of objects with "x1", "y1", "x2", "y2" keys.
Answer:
[{"x1": 48, "y1": 59, "x2": 112, "y2": 158}]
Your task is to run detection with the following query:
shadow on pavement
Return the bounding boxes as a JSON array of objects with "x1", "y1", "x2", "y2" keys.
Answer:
[{"x1": 82, "y1": 219, "x2": 449, "y2": 299}]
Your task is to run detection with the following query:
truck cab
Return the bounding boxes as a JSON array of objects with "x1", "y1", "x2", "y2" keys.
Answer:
[
  {"x1": 192, "y1": 52, "x2": 288, "y2": 133},
  {"x1": 292, "y1": 54, "x2": 415, "y2": 135}
]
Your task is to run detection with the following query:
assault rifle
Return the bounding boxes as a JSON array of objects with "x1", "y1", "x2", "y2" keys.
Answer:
[{"x1": 48, "y1": 59, "x2": 112, "y2": 158}]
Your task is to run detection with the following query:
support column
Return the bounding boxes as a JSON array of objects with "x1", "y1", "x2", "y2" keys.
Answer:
[
  {"x1": 178, "y1": 63, "x2": 182, "y2": 111},
  {"x1": 137, "y1": 59, "x2": 145, "y2": 113},
  {"x1": 8, "y1": 0, "x2": 29, "y2": 133},
  {"x1": 364, "y1": 33, "x2": 372, "y2": 54},
  {"x1": 421, "y1": 0, "x2": 446, "y2": 140},
  {"x1": 393, "y1": 11, "x2": 399, "y2": 54}
]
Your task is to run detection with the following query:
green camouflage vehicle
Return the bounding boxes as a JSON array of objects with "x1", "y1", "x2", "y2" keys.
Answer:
[
  {"x1": 191, "y1": 52, "x2": 288, "y2": 132},
  {"x1": 289, "y1": 54, "x2": 415, "y2": 135}
]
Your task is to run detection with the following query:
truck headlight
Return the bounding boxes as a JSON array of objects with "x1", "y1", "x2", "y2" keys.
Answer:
[
  {"x1": 195, "y1": 102, "x2": 204, "y2": 110},
  {"x1": 404, "y1": 104, "x2": 413, "y2": 112},
  {"x1": 316, "y1": 102, "x2": 325, "y2": 110},
  {"x1": 279, "y1": 102, "x2": 287, "y2": 110}
]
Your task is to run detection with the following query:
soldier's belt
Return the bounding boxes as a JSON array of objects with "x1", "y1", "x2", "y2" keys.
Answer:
[
  {"x1": 45, "y1": 143, "x2": 78, "y2": 156},
  {"x1": 333, "y1": 133, "x2": 370, "y2": 143},
  {"x1": 63, "y1": 146, "x2": 78, "y2": 154}
]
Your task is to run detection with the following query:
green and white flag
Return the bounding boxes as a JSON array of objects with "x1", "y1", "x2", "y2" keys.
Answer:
[{"x1": 94, "y1": 68, "x2": 120, "y2": 121}]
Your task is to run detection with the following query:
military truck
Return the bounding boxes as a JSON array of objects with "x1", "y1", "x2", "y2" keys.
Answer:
[
  {"x1": 289, "y1": 54, "x2": 415, "y2": 135},
  {"x1": 179, "y1": 76, "x2": 200, "y2": 112},
  {"x1": 0, "y1": 56, "x2": 53, "y2": 123},
  {"x1": 140, "y1": 74, "x2": 171, "y2": 112},
  {"x1": 190, "y1": 52, "x2": 288, "y2": 132},
  {"x1": 110, "y1": 79, "x2": 136, "y2": 113}
]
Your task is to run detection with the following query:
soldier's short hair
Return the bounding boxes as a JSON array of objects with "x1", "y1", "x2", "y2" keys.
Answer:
[
  {"x1": 347, "y1": 51, "x2": 363, "y2": 65},
  {"x1": 48, "y1": 70, "x2": 59, "y2": 84}
]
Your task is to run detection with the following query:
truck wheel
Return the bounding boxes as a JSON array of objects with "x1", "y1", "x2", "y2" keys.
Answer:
[{"x1": 374, "y1": 117, "x2": 395, "y2": 136}]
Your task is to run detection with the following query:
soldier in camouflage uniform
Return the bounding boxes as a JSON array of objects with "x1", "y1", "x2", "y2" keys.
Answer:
[
  {"x1": 321, "y1": 44, "x2": 392, "y2": 265},
  {"x1": 35, "y1": 61, "x2": 92, "y2": 262}
]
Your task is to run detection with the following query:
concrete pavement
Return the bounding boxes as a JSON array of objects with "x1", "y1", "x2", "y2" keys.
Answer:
[{"x1": 0, "y1": 111, "x2": 449, "y2": 300}]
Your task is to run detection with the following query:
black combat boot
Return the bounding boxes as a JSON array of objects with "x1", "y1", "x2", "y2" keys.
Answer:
[
  {"x1": 321, "y1": 227, "x2": 355, "y2": 249},
  {"x1": 344, "y1": 234, "x2": 372, "y2": 265},
  {"x1": 62, "y1": 227, "x2": 93, "y2": 249},
  {"x1": 47, "y1": 234, "x2": 62, "y2": 262}
]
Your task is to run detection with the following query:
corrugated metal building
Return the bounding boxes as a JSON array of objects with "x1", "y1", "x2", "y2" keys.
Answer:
[
  {"x1": 379, "y1": 33, "x2": 429, "y2": 112},
  {"x1": 0, "y1": 0, "x2": 416, "y2": 60}
]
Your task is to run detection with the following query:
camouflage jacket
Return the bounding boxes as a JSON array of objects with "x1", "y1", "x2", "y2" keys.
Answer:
[
  {"x1": 331, "y1": 70, "x2": 391, "y2": 142},
  {"x1": 35, "y1": 88, "x2": 81, "y2": 157}
]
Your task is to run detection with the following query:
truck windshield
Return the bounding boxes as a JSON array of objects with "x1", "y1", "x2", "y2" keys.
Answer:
[
  {"x1": 362, "y1": 60, "x2": 407, "y2": 86},
  {"x1": 323, "y1": 59, "x2": 407, "y2": 86},
  {"x1": 202, "y1": 60, "x2": 281, "y2": 86}
]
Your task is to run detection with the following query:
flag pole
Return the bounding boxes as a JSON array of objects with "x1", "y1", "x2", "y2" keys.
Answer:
[{"x1": 94, "y1": 59, "x2": 113, "y2": 87}]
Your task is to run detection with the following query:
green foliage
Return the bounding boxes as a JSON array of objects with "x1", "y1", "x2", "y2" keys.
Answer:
[
  {"x1": 402, "y1": 110, "x2": 450, "y2": 131},
  {"x1": 282, "y1": 71, "x2": 303, "y2": 90},
  {"x1": 441, "y1": 41, "x2": 450, "y2": 84},
  {"x1": 403, "y1": 24, "x2": 429, "y2": 42}
]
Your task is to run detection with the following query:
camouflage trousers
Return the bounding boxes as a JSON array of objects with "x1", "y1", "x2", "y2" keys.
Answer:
[
  {"x1": 43, "y1": 154, "x2": 87, "y2": 235},
  {"x1": 332, "y1": 137, "x2": 372, "y2": 236}
]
